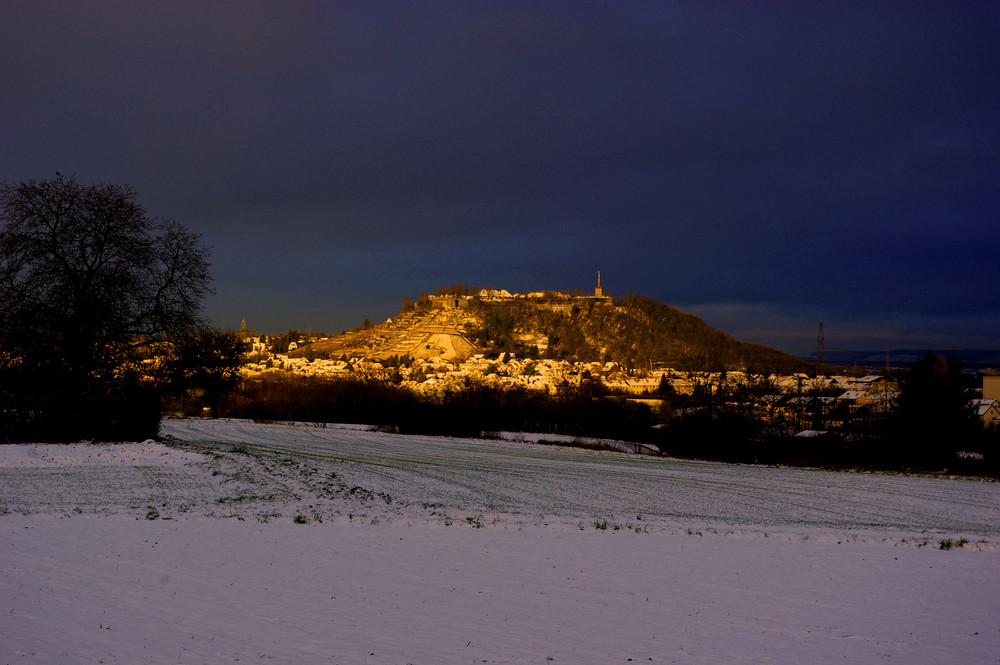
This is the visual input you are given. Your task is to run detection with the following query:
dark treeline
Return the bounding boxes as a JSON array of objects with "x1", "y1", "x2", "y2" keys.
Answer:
[
  {"x1": 657, "y1": 352, "x2": 999, "y2": 476},
  {"x1": 217, "y1": 350, "x2": 1000, "y2": 477},
  {"x1": 659, "y1": 413, "x2": 998, "y2": 476},
  {"x1": 221, "y1": 376, "x2": 656, "y2": 441}
]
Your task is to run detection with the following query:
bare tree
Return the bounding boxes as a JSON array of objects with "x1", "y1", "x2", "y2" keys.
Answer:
[{"x1": 0, "y1": 174, "x2": 212, "y2": 440}]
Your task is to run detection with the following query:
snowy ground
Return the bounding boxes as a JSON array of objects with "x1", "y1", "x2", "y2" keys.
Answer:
[{"x1": 2, "y1": 419, "x2": 999, "y2": 663}]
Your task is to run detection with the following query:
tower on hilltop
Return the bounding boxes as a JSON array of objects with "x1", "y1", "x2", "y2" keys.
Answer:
[{"x1": 595, "y1": 271, "x2": 603, "y2": 297}]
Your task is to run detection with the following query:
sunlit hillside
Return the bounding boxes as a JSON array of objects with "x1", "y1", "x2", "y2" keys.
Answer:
[{"x1": 288, "y1": 289, "x2": 815, "y2": 375}]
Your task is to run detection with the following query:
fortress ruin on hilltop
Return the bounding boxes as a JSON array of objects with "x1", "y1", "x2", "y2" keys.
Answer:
[{"x1": 430, "y1": 274, "x2": 613, "y2": 310}]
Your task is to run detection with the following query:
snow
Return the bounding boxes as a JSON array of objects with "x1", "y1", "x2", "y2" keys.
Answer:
[
  {"x1": 0, "y1": 440, "x2": 204, "y2": 468},
  {"x1": 2, "y1": 419, "x2": 999, "y2": 663}
]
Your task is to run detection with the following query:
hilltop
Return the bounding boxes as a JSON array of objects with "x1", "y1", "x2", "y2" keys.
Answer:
[{"x1": 288, "y1": 287, "x2": 814, "y2": 375}]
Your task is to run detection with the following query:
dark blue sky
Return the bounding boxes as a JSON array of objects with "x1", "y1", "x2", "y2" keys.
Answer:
[{"x1": 3, "y1": 2, "x2": 998, "y2": 356}]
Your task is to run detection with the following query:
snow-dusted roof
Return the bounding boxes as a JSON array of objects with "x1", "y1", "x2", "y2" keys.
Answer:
[{"x1": 972, "y1": 398, "x2": 999, "y2": 417}]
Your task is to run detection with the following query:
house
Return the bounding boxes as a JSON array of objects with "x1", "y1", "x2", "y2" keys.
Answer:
[
  {"x1": 784, "y1": 395, "x2": 814, "y2": 409},
  {"x1": 837, "y1": 390, "x2": 867, "y2": 407},
  {"x1": 850, "y1": 375, "x2": 898, "y2": 393},
  {"x1": 983, "y1": 375, "x2": 1000, "y2": 401},
  {"x1": 972, "y1": 398, "x2": 1000, "y2": 426},
  {"x1": 477, "y1": 289, "x2": 512, "y2": 300},
  {"x1": 618, "y1": 377, "x2": 662, "y2": 395}
]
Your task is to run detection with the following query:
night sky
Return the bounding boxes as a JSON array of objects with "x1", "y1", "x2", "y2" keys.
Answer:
[{"x1": 3, "y1": 2, "x2": 998, "y2": 356}]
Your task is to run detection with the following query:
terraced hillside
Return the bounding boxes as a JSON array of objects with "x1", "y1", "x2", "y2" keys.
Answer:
[{"x1": 296, "y1": 307, "x2": 481, "y2": 362}]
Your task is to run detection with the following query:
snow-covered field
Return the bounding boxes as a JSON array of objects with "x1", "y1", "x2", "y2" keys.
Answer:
[{"x1": 2, "y1": 419, "x2": 999, "y2": 663}]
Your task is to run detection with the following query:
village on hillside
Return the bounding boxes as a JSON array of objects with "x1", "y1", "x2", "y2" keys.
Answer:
[
  {"x1": 243, "y1": 349, "x2": 992, "y2": 426},
  {"x1": 235, "y1": 287, "x2": 1000, "y2": 437}
]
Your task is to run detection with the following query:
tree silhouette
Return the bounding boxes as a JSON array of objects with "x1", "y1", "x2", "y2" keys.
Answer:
[
  {"x1": 169, "y1": 329, "x2": 249, "y2": 419},
  {"x1": 0, "y1": 175, "x2": 211, "y2": 440},
  {"x1": 889, "y1": 352, "x2": 981, "y2": 468}
]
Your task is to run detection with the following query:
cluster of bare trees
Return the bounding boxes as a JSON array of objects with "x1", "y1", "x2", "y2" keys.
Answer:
[{"x1": 0, "y1": 175, "x2": 242, "y2": 441}]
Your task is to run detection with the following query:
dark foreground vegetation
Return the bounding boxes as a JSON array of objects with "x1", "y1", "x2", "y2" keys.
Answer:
[
  {"x1": 0, "y1": 175, "x2": 244, "y2": 443},
  {"x1": 649, "y1": 351, "x2": 999, "y2": 475},
  {"x1": 214, "y1": 376, "x2": 657, "y2": 443},
  {"x1": 205, "y1": 350, "x2": 1000, "y2": 478}
]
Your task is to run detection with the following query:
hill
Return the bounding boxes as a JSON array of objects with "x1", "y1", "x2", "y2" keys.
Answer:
[
  {"x1": 291, "y1": 290, "x2": 815, "y2": 375},
  {"x1": 820, "y1": 349, "x2": 1000, "y2": 372}
]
